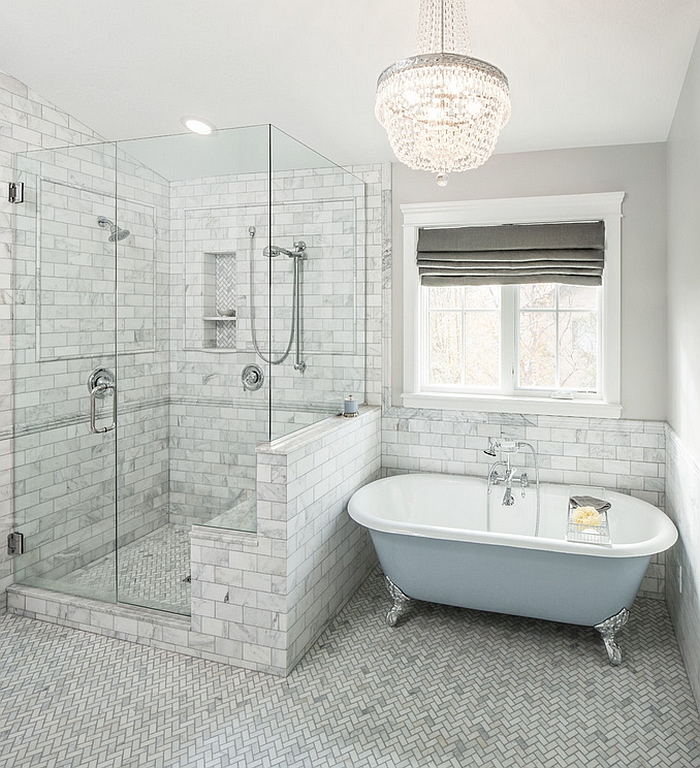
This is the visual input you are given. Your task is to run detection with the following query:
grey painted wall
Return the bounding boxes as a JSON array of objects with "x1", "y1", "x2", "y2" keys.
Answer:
[
  {"x1": 666, "y1": 26, "x2": 700, "y2": 707},
  {"x1": 391, "y1": 143, "x2": 668, "y2": 420},
  {"x1": 668, "y1": 31, "x2": 700, "y2": 455}
]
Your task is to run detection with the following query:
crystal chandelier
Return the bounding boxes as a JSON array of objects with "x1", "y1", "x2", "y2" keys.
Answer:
[{"x1": 375, "y1": 0, "x2": 511, "y2": 185}]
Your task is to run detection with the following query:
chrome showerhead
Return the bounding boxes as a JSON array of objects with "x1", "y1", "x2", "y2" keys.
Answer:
[{"x1": 97, "y1": 216, "x2": 130, "y2": 243}]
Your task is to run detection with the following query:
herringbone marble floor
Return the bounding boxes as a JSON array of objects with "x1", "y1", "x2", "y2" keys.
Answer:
[
  {"x1": 61, "y1": 524, "x2": 192, "y2": 614},
  {"x1": 1, "y1": 569, "x2": 699, "y2": 768}
]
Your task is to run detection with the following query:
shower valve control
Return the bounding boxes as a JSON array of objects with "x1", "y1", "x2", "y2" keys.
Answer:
[
  {"x1": 87, "y1": 368, "x2": 115, "y2": 398},
  {"x1": 242, "y1": 363, "x2": 264, "y2": 392}
]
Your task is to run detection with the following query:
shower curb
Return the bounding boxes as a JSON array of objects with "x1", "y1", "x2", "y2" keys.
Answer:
[{"x1": 5, "y1": 584, "x2": 269, "y2": 673}]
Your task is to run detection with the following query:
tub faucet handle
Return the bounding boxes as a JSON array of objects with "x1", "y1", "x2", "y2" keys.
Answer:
[{"x1": 520, "y1": 473, "x2": 529, "y2": 497}]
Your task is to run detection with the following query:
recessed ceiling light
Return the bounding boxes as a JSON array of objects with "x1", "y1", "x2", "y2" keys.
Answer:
[{"x1": 181, "y1": 116, "x2": 216, "y2": 135}]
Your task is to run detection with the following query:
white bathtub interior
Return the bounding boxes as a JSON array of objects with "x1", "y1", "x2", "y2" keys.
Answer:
[{"x1": 351, "y1": 473, "x2": 676, "y2": 555}]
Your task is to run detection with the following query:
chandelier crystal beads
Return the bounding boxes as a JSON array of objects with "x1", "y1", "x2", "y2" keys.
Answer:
[{"x1": 375, "y1": 0, "x2": 510, "y2": 185}]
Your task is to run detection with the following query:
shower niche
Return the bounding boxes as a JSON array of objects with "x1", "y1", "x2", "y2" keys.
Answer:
[
  {"x1": 183, "y1": 204, "x2": 245, "y2": 352},
  {"x1": 199, "y1": 250, "x2": 237, "y2": 350},
  {"x1": 182, "y1": 201, "x2": 265, "y2": 353}
]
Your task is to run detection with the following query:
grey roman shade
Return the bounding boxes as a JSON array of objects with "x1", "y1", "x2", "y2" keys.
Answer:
[{"x1": 416, "y1": 221, "x2": 606, "y2": 286}]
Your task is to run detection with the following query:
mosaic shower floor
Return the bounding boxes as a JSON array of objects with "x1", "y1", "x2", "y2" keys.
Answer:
[
  {"x1": 62, "y1": 524, "x2": 191, "y2": 614},
  {"x1": 2, "y1": 568, "x2": 699, "y2": 768}
]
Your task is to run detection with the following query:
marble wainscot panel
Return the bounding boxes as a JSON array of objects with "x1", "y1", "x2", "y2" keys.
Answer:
[{"x1": 665, "y1": 424, "x2": 700, "y2": 707}]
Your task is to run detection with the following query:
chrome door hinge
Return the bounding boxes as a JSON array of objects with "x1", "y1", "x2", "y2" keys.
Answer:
[
  {"x1": 8, "y1": 182, "x2": 24, "y2": 204},
  {"x1": 7, "y1": 531, "x2": 24, "y2": 555}
]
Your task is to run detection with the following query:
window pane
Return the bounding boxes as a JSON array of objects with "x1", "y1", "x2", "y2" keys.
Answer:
[
  {"x1": 464, "y1": 312, "x2": 500, "y2": 387},
  {"x1": 428, "y1": 286, "x2": 462, "y2": 310},
  {"x1": 559, "y1": 311, "x2": 598, "y2": 390},
  {"x1": 519, "y1": 312, "x2": 556, "y2": 387},
  {"x1": 519, "y1": 284, "x2": 555, "y2": 309},
  {"x1": 559, "y1": 285, "x2": 598, "y2": 310},
  {"x1": 463, "y1": 285, "x2": 500, "y2": 310},
  {"x1": 428, "y1": 312, "x2": 462, "y2": 385}
]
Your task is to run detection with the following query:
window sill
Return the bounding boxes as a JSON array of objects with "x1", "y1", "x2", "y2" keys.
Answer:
[{"x1": 401, "y1": 392, "x2": 623, "y2": 419}]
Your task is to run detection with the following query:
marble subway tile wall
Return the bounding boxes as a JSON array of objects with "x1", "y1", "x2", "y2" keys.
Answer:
[
  {"x1": 12, "y1": 403, "x2": 168, "y2": 587},
  {"x1": 167, "y1": 163, "x2": 387, "y2": 530},
  {"x1": 169, "y1": 164, "x2": 385, "y2": 405},
  {"x1": 12, "y1": 422, "x2": 116, "y2": 586},
  {"x1": 0, "y1": 69, "x2": 103, "y2": 608},
  {"x1": 665, "y1": 425, "x2": 700, "y2": 705},
  {"x1": 116, "y1": 404, "x2": 169, "y2": 545},
  {"x1": 382, "y1": 407, "x2": 667, "y2": 599},
  {"x1": 168, "y1": 401, "x2": 267, "y2": 528},
  {"x1": 364, "y1": 163, "x2": 392, "y2": 411},
  {"x1": 282, "y1": 409, "x2": 382, "y2": 668}
]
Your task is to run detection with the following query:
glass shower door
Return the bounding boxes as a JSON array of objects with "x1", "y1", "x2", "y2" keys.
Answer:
[{"x1": 12, "y1": 142, "x2": 120, "y2": 603}]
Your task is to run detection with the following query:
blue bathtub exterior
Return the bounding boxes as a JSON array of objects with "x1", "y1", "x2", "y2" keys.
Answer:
[{"x1": 370, "y1": 529, "x2": 650, "y2": 627}]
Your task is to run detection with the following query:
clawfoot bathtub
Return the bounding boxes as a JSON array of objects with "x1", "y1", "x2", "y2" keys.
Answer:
[{"x1": 348, "y1": 473, "x2": 677, "y2": 665}]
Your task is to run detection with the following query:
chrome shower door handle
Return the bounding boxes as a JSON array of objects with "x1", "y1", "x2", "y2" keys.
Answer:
[
  {"x1": 89, "y1": 381, "x2": 116, "y2": 434},
  {"x1": 88, "y1": 368, "x2": 117, "y2": 434}
]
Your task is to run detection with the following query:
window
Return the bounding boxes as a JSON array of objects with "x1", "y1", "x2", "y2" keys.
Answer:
[
  {"x1": 517, "y1": 283, "x2": 600, "y2": 393},
  {"x1": 402, "y1": 194, "x2": 624, "y2": 417},
  {"x1": 424, "y1": 283, "x2": 601, "y2": 397},
  {"x1": 425, "y1": 285, "x2": 501, "y2": 390}
]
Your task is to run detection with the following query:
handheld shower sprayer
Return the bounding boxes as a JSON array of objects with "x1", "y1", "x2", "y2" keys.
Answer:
[
  {"x1": 484, "y1": 439, "x2": 519, "y2": 457},
  {"x1": 248, "y1": 227, "x2": 306, "y2": 371},
  {"x1": 263, "y1": 241, "x2": 306, "y2": 258}
]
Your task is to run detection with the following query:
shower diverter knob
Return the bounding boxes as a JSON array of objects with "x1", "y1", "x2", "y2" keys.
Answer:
[{"x1": 241, "y1": 363, "x2": 264, "y2": 392}]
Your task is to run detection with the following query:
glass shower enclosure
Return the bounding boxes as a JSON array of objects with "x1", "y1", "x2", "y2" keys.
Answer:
[{"x1": 11, "y1": 125, "x2": 366, "y2": 615}]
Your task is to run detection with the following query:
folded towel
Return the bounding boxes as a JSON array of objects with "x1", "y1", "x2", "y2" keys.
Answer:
[{"x1": 570, "y1": 495, "x2": 611, "y2": 513}]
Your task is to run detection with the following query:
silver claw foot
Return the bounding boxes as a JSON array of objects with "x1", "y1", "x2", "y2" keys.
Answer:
[
  {"x1": 384, "y1": 576, "x2": 412, "y2": 627},
  {"x1": 595, "y1": 607, "x2": 630, "y2": 665}
]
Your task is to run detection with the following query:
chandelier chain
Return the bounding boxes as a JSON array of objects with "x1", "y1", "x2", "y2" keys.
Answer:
[
  {"x1": 416, "y1": 0, "x2": 471, "y2": 55},
  {"x1": 441, "y1": 0, "x2": 444, "y2": 54}
]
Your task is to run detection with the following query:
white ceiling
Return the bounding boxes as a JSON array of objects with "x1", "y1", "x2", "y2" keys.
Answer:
[{"x1": 1, "y1": 0, "x2": 699, "y2": 167}]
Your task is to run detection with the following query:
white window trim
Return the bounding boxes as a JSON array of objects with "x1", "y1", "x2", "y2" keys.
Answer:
[{"x1": 402, "y1": 193, "x2": 624, "y2": 418}]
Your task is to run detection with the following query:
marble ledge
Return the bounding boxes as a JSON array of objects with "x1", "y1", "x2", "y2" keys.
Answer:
[
  {"x1": 384, "y1": 406, "x2": 666, "y2": 434},
  {"x1": 190, "y1": 525, "x2": 259, "y2": 548},
  {"x1": 258, "y1": 406, "x2": 380, "y2": 456}
]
